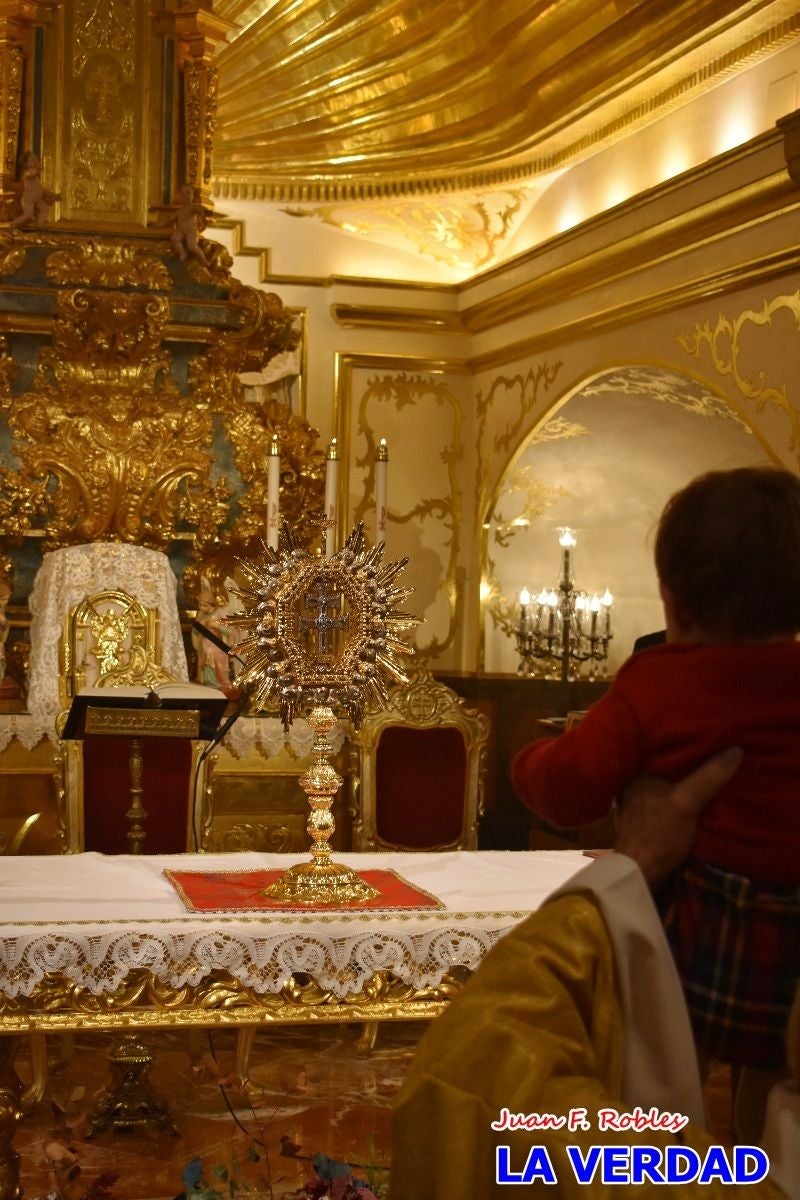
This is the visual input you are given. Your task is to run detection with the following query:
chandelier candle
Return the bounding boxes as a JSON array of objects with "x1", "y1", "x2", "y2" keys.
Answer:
[{"x1": 511, "y1": 528, "x2": 613, "y2": 681}]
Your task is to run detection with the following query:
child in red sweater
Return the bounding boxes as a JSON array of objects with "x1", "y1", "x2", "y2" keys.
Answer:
[{"x1": 513, "y1": 466, "x2": 800, "y2": 1132}]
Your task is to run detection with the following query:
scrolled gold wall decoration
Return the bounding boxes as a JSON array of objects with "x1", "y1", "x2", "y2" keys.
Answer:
[
  {"x1": 677, "y1": 293, "x2": 800, "y2": 454},
  {"x1": 352, "y1": 372, "x2": 463, "y2": 661}
]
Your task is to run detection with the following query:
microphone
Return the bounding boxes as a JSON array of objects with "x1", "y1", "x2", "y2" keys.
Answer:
[{"x1": 192, "y1": 619, "x2": 245, "y2": 667}]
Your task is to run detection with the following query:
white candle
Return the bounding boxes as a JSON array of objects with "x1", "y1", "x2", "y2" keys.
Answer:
[
  {"x1": 324, "y1": 437, "x2": 339, "y2": 557},
  {"x1": 590, "y1": 594, "x2": 600, "y2": 638},
  {"x1": 601, "y1": 588, "x2": 613, "y2": 637},
  {"x1": 375, "y1": 437, "x2": 388, "y2": 546},
  {"x1": 519, "y1": 587, "x2": 530, "y2": 632},
  {"x1": 559, "y1": 527, "x2": 577, "y2": 581},
  {"x1": 266, "y1": 433, "x2": 280, "y2": 550}
]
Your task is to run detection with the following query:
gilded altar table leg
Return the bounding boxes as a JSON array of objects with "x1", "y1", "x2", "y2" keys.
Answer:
[
  {"x1": 0, "y1": 1038, "x2": 22, "y2": 1200},
  {"x1": 20, "y1": 1033, "x2": 47, "y2": 1112},
  {"x1": 235, "y1": 1026, "x2": 257, "y2": 1093},
  {"x1": 355, "y1": 1021, "x2": 378, "y2": 1058}
]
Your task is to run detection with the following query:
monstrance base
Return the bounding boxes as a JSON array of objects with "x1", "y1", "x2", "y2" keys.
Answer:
[{"x1": 264, "y1": 859, "x2": 380, "y2": 905}]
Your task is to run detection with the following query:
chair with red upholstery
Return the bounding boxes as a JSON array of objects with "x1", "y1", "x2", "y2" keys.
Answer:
[{"x1": 349, "y1": 669, "x2": 489, "y2": 853}]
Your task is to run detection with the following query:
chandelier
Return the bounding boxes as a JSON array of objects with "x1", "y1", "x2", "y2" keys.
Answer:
[{"x1": 512, "y1": 528, "x2": 613, "y2": 681}]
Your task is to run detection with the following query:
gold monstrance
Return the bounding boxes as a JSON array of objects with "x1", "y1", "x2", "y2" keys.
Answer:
[{"x1": 229, "y1": 522, "x2": 418, "y2": 904}]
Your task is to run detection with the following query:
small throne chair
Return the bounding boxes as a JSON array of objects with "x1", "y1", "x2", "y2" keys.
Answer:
[
  {"x1": 343, "y1": 669, "x2": 490, "y2": 1056},
  {"x1": 348, "y1": 669, "x2": 489, "y2": 852},
  {"x1": 27, "y1": 543, "x2": 196, "y2": 854}
]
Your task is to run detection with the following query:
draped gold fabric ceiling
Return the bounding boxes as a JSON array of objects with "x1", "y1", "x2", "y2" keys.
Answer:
[{"x1": 212, "y1": 0, "x2": 800, "y2": 201}]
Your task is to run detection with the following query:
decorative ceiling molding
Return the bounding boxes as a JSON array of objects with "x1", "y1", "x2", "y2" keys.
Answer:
[{"x1": 211, "y1": 0, "x2": 800, "y2": 202}]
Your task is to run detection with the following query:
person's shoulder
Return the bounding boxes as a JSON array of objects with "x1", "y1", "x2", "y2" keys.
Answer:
[
  {"x1": 632, "y1": 629, "x2": 666, "y2": 653},
  {"x1": 613, "y1": 642, "x2": 695, "y2": 688}
]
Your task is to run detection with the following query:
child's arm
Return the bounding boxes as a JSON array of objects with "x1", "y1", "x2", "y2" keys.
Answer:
[{"x1": 512, "y1": 684, "x2": 644, "y2": 827}]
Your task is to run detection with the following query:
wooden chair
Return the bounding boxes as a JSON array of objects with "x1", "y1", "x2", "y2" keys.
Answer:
[{"x1": 348, "y1": 669, "x2": 489, "y2": 852}]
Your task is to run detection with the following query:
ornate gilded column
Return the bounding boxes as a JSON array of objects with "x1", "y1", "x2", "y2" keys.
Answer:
[
  {"x1": 0, "y1": 2, "x2": 59, "y2": 188},
  {"x1": 38, "y1": 0, "x2": 233, "y2": 229},
  {"x1": 155, "y1": 1, "x2": 234, "y2": 210}
]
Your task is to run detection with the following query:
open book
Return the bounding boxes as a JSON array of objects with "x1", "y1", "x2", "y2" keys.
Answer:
[{"x1": 62, "y1": 682, "x2": 229, "y2": 740}]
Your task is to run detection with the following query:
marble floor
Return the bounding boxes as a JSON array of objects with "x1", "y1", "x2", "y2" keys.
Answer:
[
  {"x1": 13, "y1": 1022, "x2": 421, "y2": 1200},
  {"x1": 12, "y1": 1026, "x2": 734, "y2": 1200}
]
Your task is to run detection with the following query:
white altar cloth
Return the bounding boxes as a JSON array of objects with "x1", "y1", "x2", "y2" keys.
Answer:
[{"x1": 0, "y1": 850, "x2": 586, "y2": 1001}]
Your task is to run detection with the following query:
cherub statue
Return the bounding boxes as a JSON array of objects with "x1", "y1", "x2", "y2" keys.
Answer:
[
  {"x1": 171, "y1": 183, "x2": 208, "y2": 265},
  {"x1": 10, "y1": 151, "x2": 60, "y2": 229}
]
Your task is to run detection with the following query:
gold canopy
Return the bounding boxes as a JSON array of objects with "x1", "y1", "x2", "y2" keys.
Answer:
[{"x1": 212, "y1": 0, "x2": 800, "y2": 201}]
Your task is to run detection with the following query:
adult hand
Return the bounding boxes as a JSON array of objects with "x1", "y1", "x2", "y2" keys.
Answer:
[{"x1": 615, "y1": 746, "x2": 743, "y2": 888}]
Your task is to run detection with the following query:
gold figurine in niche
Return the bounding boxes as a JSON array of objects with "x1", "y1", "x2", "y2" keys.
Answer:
[{"x1": 9, "y1": 152, "x2": 60, "y2": 229}]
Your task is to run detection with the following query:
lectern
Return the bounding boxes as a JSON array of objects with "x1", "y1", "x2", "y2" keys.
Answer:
[{"x1": 61, "y1": 687, "x2": 228, "y2": 854}]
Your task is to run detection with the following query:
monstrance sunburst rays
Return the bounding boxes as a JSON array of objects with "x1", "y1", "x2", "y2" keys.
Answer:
[{"x1": 227, "y1": 522, "x2": 419, "y2": 904}]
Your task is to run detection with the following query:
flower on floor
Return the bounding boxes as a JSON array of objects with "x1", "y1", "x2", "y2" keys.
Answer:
[{"x1": 296, "y1": 1153, "x2": 379, "y2": 1200}]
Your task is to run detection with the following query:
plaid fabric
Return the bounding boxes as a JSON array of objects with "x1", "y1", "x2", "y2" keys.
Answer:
[{"x1": 658, "y1": 858, "x2": 800, "y2": 1069}]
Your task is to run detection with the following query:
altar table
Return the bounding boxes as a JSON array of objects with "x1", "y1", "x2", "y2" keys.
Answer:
[{"x1": 0, "y1": 849, "x2": 586, "y2": 1197}]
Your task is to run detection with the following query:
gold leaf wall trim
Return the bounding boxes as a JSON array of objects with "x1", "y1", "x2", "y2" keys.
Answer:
[
  {"x1": 467, "y1": 245, "x2": 800, "y2": 374},
  {"x1": 460, "y1": 164, "x2": 795, "y2": 331},
  {"x1": 677, "y1": 291, "x2": 800, "y2": 454},
  {"x1": 351, "y1": 372, "x2": 463, "y2": 661}
]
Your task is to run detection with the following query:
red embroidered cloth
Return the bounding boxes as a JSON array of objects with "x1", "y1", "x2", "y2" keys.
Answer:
[{"x1": 165, "y1": 868, "x2": 443, "y2": 912}]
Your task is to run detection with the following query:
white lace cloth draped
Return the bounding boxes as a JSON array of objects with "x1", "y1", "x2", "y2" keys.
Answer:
[
  {"x1": 26, "y1": 543, "x2": 189, "y2": 734},
  {"x1": 0, "y1": 850, "x2": 585, "y2": 1001}
]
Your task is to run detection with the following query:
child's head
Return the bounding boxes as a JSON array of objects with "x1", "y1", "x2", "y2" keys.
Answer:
[{"x1": 655, "y1": 466, "x2": 800, "y2": 643}]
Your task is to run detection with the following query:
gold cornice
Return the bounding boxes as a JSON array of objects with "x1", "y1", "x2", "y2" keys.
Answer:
[
  {"x1": 263, "y1": 274, "x2": 459, "y2": 292},
  {"x1": 462, "y1": 169, "x2": 798, "y2": 333},
  {"x1": 331, "y1": 304, "x2": 466, "y2": 334},
  {"x1": 467, "y1": 244, "x2": 800, "y2": 374},
  {"x1": 459, "y1": 127, "x2": 784, "y2": 292}
]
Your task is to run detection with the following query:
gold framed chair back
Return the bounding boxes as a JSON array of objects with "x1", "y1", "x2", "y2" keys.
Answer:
[{"x1": 349, "y1": 670, "x2": 489, "y2": 852}]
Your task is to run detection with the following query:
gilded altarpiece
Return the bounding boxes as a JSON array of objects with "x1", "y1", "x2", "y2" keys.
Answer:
[{"x1": 0, "y1": 1, "x2": 327, "y2": 854}]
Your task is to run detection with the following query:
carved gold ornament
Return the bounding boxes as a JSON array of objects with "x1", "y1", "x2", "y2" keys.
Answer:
[{"x1": 45, "y1": 240, "x2": 172, "y2": 289}]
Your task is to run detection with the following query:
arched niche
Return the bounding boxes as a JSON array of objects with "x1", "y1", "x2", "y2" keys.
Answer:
[{"x1": 482, "y1": 365, "x2": 777, "y2": 676}]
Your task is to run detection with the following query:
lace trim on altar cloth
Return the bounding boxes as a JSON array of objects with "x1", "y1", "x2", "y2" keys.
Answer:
[{"x1": 0, "y1": 923, "x2": 519, "y2": 1001}]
